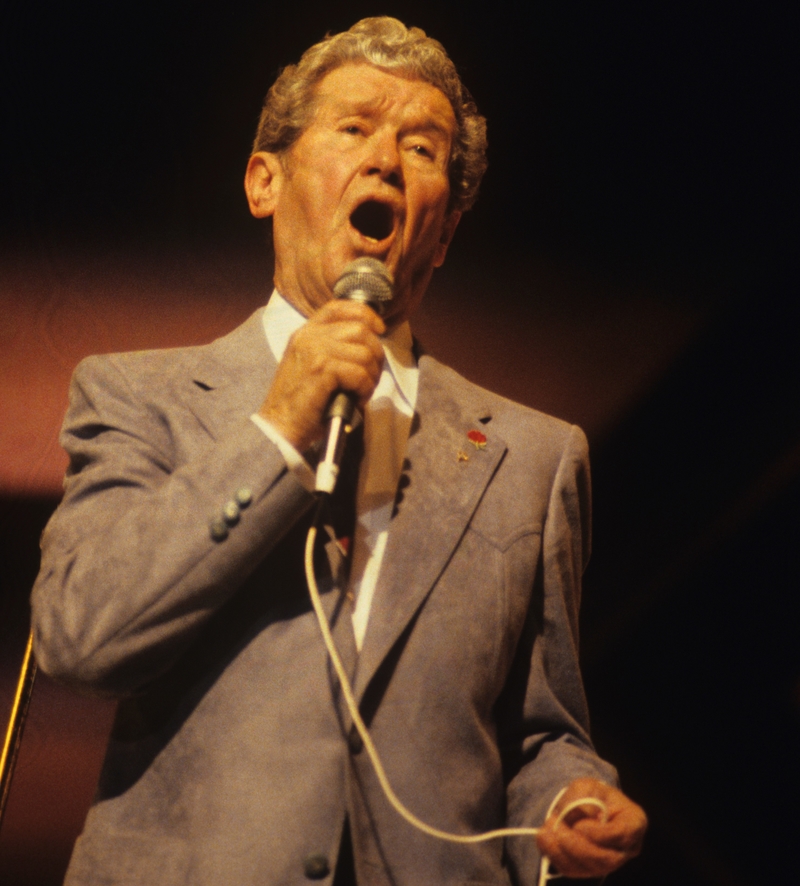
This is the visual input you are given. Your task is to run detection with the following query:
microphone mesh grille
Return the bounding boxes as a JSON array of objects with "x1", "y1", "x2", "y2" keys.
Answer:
[{"x1": 333, "y1": 258, "x2": 393, "y2": 316}]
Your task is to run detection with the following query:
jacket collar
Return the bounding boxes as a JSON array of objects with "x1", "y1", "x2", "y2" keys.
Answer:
[{"x1": 178, "y1": 308, "x2": 275, "y2": 441}]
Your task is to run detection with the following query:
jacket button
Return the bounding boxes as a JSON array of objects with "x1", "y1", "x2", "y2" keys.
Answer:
[
  {"x1": 348, "y1": 725, "x2": 363, "y2": 754},
  {"x1": 209, "y1": 516, "x2": 229, "y2": 541},
  {"x1": 235, "y1": 487, "x2": 253, "y2": 508},
  {"x1": 303, "y1": 853, "x2": 330, "y2": 879},
  {"x1": 222, "y1": 500, "x2": 240, "y2": 525}
]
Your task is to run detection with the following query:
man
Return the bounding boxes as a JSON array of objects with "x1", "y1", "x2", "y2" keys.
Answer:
[{"x1": 32, "y1": 17, "x2": 646, "y2": 885}]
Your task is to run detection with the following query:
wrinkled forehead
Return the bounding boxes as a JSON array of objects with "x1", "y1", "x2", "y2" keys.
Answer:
[{"x1": 309, "y1": 62, "x2": 456, "y2": 132}]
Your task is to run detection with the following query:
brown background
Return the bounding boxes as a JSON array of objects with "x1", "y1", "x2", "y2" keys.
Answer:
[{"x1": 1, "y1": 3, "x2": 797, "y2": 884}]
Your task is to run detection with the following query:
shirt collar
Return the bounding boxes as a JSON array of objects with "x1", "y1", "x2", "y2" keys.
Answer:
[
  {"x1": 262, "y1": 289, "x2": 418, "y2": 410},
  {"x1": 262, "y1": 289, "x2": 307, "y2": 362},
  {"x1": 381, "y1": 319, "x2": 418, "y2": 413}
]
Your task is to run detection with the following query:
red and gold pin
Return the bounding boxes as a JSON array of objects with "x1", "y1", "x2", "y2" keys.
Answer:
[{"x1": 467, "y1": 429, "x2": 487, "y2": 450}]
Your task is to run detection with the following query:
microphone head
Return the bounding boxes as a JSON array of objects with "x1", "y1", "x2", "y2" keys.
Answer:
[{"x1": 333, "y1": 257, "x2": 394, "y2": 317}]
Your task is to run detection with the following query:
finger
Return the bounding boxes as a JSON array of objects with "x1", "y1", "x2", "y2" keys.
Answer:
[
  {"x1": 537, "y1": 826, "x2": 632, "y2": 878},
  {"x1": 571, "y1": 809, "x2": 647, "y2": 853},
  {"x1": 325, "y1": 353, "x2": 384, "y2": 402},
  {"x1": 294, "y1": 322, "x2": 385, "y2": 373},
  {"x1": 310, "y1": 298, "x2": 387, "y2": 336},
  {"x1": 268, "y1": 345, "x2": 382, "y2": 417},
  {"x1": 280, "y1": 325, "x2": 384, "y2": 395}
]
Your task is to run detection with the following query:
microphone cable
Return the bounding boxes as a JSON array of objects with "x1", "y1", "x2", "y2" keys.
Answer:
[{"x1": 303, "y1": 500, "x2": 608, "y2": 886}]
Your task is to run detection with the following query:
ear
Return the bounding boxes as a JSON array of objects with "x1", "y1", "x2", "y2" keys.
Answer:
[
  {"x1": 433, "y1": 210, "x2": 462, "y2": 268},
  {"x1": 244, "y1": 152, "x2": 284, "y2": 218}
]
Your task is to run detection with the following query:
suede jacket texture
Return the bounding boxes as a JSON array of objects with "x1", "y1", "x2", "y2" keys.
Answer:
[{"x1": 32, "y1": 307, "x2": 617, "y2": 886}]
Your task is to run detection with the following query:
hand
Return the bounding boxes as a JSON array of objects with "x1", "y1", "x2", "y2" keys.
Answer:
[
  {"x1": 536, "y1": 778, "x2": 647, "y2": 878},
  {"x1": 259, "y1": 299, "x2": 385, "y2": 452}
]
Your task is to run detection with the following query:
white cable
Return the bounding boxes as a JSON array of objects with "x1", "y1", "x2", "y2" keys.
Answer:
[{"x1": 304, "y1": 519, "x2": 608, "y2": 886}]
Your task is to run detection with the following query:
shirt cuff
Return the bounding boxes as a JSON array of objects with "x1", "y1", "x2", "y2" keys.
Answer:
[{"x1": 250, "y1": 413, "x2": 316, "y2": 493}]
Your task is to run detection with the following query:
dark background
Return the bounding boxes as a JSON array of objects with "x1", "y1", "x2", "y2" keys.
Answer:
[{"x1": 1, "y1": 2, "x2": 798, "y2": 884}]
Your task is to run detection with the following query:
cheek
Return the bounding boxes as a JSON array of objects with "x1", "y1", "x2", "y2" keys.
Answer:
[
  {"x1": 307, "y1": 169, "x2": 350, "y2": 234},
  {"x1": 407, "y1": 201, "x2": 449, "y2": 258},
  {"x1": 409, "y1": 177, "x2": 450, "y2": 224}
]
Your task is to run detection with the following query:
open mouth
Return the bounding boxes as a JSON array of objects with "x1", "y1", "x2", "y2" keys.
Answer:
[{"x1": 350, "y1": 200, "x2": 395, "y2": 242}]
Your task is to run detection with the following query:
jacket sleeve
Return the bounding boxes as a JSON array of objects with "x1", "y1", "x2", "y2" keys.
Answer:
[
  {"x1": 31, "y1": 353, "x2": 315, "y2": 697},
  {"x1": 501, "y1": 425, "x2": 618, "y2": 882}
]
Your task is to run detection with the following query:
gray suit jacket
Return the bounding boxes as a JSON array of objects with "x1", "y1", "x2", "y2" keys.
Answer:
[{"x1": 32, "y1": 308, "x2": 617, "y2": 885}]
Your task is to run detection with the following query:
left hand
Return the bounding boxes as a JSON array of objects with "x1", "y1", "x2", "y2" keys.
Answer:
[{"x1": 536, "y1": 777, "x2": 647, "y2": 878}]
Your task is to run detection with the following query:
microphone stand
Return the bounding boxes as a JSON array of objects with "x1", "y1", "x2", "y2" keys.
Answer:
[{"x1": 0, "y1": 631, "x2": 37, "y2": 831}]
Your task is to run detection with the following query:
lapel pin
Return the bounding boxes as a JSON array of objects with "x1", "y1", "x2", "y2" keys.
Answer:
[
  {"x1": 457, "y1": 450, "x2": 469, "y2": 462},
  {"x1": 467, "y1": 429, "x2": 487, "y2": 450}
]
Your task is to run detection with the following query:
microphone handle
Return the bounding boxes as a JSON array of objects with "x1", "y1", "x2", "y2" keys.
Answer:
[
  {"x1": 314, "y1": 257, "x2": 392, "y2": 495},
  {"x1": 326, "y1": 390, "x2": 356, "y2": 425},
  {"x1": 316, "y1": 391, "x2": 357, "y2": 495}
]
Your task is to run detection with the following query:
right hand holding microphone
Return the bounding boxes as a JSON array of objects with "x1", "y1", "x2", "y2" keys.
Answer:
[{"x1": 258, "y1": 298, "x2": 385, "y2": 454}]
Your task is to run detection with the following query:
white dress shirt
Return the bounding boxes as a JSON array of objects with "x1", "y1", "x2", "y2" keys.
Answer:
[{"x1": 251, "y1": 291, "x2": 417, "y2": 649}]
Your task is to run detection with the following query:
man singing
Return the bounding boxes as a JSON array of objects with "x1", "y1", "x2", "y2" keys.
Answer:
[{"x1": 32, "y1": 17, "x2": 646, "y2": 885}]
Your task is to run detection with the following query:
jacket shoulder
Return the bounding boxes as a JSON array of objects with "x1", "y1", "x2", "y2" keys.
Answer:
[
  {"x1": 418, "y1": 353, "x2": 585, "y2": 453},
  {"x1": 71, "y1": 308, "x2": 267, "y2": 393}
]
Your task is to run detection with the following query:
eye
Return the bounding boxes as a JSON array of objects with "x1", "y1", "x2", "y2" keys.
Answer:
[
  {"x1": 412, "y1": 144, "x2": 433, "y2": 158},
  {"x1": 343, "y1": 125, "x2": 363, "y2": 135}
]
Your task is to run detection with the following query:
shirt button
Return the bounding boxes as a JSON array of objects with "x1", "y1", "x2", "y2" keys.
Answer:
[
  {"x1": 348, "y1": 725, "x2": 363, "y2": 754},
  {"x1": 222, "y1": 500, "x2": 240, "y2": 525},
  {"x1": 235, "y1": 487, "x2": 253, "y2": 508},
  {"x1": 209, "y1": 516, "x2": 229, "y2": 542},
  {"x1": 303, "y1": 853, "x2": 330, "y2": 879}
]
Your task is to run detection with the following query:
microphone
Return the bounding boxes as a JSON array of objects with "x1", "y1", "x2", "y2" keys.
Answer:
[{"x1": 315, "y1": 257, "x2": 393, "y2": 494}]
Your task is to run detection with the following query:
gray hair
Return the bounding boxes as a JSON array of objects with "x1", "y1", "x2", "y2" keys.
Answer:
[{"x1": 252, "y1": 17, "x2": 487, "y2": 213}]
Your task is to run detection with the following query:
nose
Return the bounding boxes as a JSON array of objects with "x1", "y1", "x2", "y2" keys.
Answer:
[{"x1": 364, "y1": 131, "x2": 403, "y2": 189}]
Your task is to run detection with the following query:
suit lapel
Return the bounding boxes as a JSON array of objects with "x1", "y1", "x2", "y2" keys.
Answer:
[
  {"x1": 352, "y1": 356, "x2": 507, "y2": 701},
  {"x1": 168, "y1": 315, "x2": 505, "y2": 708},
  {"x1": 176, "y1": 308, "x2": 276, "y2": 441}
]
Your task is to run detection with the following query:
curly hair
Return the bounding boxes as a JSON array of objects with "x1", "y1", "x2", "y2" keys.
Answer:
[{"x1": 252, "y1": 17, "x2": 487, "y2": 213}]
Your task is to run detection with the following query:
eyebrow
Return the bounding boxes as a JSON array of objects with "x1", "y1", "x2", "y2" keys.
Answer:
[{"x1": 333, "y1": 100, "x2": 454, "y2": 140}]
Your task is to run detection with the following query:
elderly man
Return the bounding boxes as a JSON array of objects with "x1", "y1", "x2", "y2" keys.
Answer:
[{"x1": 32, "y1": 17, "x2": 646, "y2": 886}]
